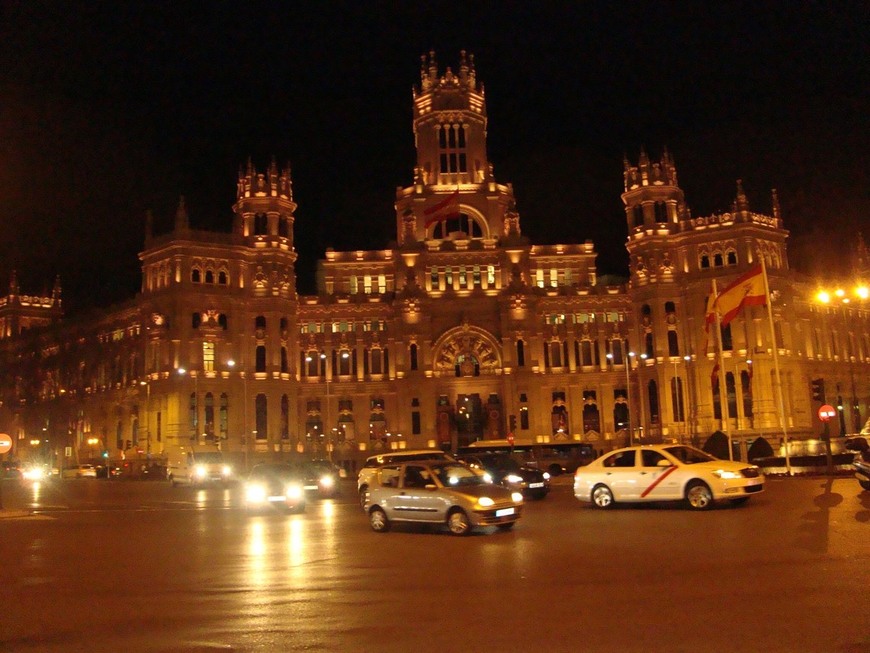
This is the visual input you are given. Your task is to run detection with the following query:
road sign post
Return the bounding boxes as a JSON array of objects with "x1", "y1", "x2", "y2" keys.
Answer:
[{"x1": 818, "y1": 405, "x2": 836, "y2": 475}]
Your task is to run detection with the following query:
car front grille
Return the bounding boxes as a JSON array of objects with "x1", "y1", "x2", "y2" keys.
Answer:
[{"x1": 744, "y1": 484, "x2": 764, "y2": 493}]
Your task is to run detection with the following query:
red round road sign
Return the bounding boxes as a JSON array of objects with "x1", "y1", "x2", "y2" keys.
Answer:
[
  {"x1": 0, "y1": 433, "x2": 12, "y2": 454},
  {"x1": 818, "y1": 405, "x2": 837, "y2": 422}
]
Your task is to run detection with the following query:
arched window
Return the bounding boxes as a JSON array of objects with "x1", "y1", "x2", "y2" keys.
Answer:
[
  {"x1": 254, "y1": 213, "x2": 268, "y2": 235},
  {"x1": 280, "y1": 346, "x2": 288, "y2": 373},
  {"x1": 700, "y1": 255, "x2": 710, "y2": 269},
  {"x1": 632, "y1": 205, "x2": 644, "y2": 227},
  {"x1": 219, "y1": 393, "x2": 228, "y2": 439},
  {"x1": 654, "y1": 201, "x2": 668, "y2": 223},
  {"x1": 192, "y1": 313, "x2": 201, "y2": 329},
  {"x1": 255, "y1": 394, "x2": 267, "y2": 440},
  {"x1": 645, "y1": 332, "x2": 654, "y2": 358},
  {"x1": 516, "y1": 339, "x2": 525, "y2": 367},
  {"x1": 714, "y1": 253, "x2": 724, "y2": 267},
  {"x1": 409, "y1": 343, "x2": 418, "y2": 371},
  {"x1": 218, "y1": 270, "x2": 228, "y2": 285},
  {"x1": 189, "y1": 392, "x2": 197, "y2": 438},
  {"x1": 281, "y1": 394, "x2": 289, "y2": 440},
  {"x1": 667, "y1": 330, "x2": 680, "y2": 357},
  {"x1": 255, "y1": 315, "x2": 266, "y2": 330},
  {"x1": 204, "y1": 392, "x2": 215, "y2": 439},
  {"x1": 205, "y1": 270, "x2": 214, "y2": 284},
  {"x1": 256, "y1": 345, "x2": 266, "y2": 373},
  {"x1": 726, "y1": 250, "x2": 737, "y2": 265},
  {"x1": 191, "y1": 268, "x2": 201, "y2": 283},
  {"x1": 671, "y1": 377, "x2": 684, "y2": 422},
  {"x1": 648, "y1": 380, "x2": 659, "y2": 425}
]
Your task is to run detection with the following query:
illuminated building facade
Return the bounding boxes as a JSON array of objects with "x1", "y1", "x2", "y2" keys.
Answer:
[{"x1": 1, "y1": 51, "x2": 868, "y2": 471}]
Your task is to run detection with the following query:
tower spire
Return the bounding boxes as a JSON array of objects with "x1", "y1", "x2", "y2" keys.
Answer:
[{"x1": 174, "y1": 196, "x2": 189, "y2": 231}]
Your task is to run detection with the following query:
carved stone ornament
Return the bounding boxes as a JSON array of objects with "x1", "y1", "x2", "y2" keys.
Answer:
[{"x1": 432, "y1": 325, "x2": 501, "y2": 375}]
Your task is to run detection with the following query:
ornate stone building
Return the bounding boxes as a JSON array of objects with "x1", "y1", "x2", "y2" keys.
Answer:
[{"x1": 1, "y1": 51, "x2": 868, "y2": 472}]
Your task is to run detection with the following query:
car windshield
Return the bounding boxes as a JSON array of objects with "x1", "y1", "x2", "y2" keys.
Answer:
[
  {"x1": 195, "y1": 452, "x2": 223, "y2": 463},
  {"x1": 663, "y1": 445, "x2": 717, "y2": 464},
  {"x1": 306, "y1": 461, "x2": 335, "y2": 474},
  {"x1": 250, "y1": 464, "x2": 298, "y2": 480},
  {"x1": 479, "y1": 454, "x2": 521, "y2": 472},
  {"x1": 430, "y1": 463, "x2": 488, "y2": 487}
]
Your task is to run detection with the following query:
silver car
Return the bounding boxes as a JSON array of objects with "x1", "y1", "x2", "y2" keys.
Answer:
[{"x1": 365, "y1": 461, "x2": 523, "y2": 535}]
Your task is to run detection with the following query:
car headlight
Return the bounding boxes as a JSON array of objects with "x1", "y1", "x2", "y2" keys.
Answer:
[
  {"x1": 477, "y1": 497, "x2": 495, "y2": 507},
  {"x1": 246, "y1": 483, "x2": 267, "y2": 503},
  {"x1": 713, "y1": 469, "x2": 742, "y2": 479},
  {"x1": 222, "y1": 465, "x2": 233, "y2": 477},
  {"x1": 505, "y1": 474, "x2": 524, "y2": 484},
  {"x1": 23, "y1": 468, "x2": 45, "y2": 481},
  {"x1": 319, "y1": 475, "x2": 335, "y2": 488},
  {"x1": 285, "y1": 484, "x2": 303, "y2": 499},
  {"x1": 511, "y1": 492, "x2": 524, "y2": 503},
  {"x1": 482, "y1": 473, "x2": 493, "y2": 484},
  {"x1": 194, "y1": 464, "x2": 207, "y2": 478},
  {"x1": 543, "y1": 472, "x2": 551, "y2": 480}
]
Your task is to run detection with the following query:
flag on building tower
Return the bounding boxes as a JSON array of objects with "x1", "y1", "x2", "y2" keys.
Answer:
[
  {"x1": 423, "y1": 190, "x2": 461, "y2": 228},
  {"x1": 706, "y1": 264, "x2": 767, "y2": 327}
]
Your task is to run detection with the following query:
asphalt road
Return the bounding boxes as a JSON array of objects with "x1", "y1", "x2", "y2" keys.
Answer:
[{"x1": 0, "y1": 475, "x2": 867, "y2": 653}]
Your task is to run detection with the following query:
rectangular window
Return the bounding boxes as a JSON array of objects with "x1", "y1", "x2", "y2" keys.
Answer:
[
  {"x1": 473, "y1": 266, "x2": 481, "y2": 287},
  {"x1": 536, "y1": 269, "x2": 545, "y2": 288},
  {"x1": 431, "y1": 267, "x2": 439, "y2": 288},
  {"x1": 459, "y1": 266, "x2": 467, "y2": 287},
  {"x1": 202, "y1": 341, "x2": 215, "y2": 372},
  {"x1": 549, "y1": 268, "x2": 558, "y2": 287},
  {"x1": 350, "y1": 276, "x2": 358, "y2": 294},
  {"x1": 446, "y1": 267, "x2": 453, "y2": 286},
  {"x1": 378, "y1": 274, "x2": 386, "y2": 294},
  {"x1": 487, "y1": 265, "x2": 496, "y2": 285},
  {"x1": 363, "y1": 275, "x2": 372, "y2": 294}
]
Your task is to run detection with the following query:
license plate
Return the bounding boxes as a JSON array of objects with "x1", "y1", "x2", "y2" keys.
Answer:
[
  {"x1": 529, "y1": 482, "x2": 544, "y2": 488},
  {"x1": 495, "y1": 507, "x2": 515, "y2": 517},
  {"x1": 303, "y1": 484, "x2": 318, "y2": 490},
  {"x1": 268, "y1": 495, "x2": 286, "y2": 502}
]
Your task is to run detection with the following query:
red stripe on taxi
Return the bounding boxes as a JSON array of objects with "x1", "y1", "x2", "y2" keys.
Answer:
[{"x1": 640, "y1": 465, "x2": 678, "y2": 498}]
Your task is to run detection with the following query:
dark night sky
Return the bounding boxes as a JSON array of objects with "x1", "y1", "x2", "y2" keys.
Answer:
[{"x1": 1, "y1": 1, "x2": 867, "y2": 315}]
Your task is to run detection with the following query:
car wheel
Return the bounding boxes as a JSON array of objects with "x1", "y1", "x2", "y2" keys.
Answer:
[
  {"x1": 447, "y1": 509, "x2": 471, "y2": 536},
  {"x1": 591, "y1": 484, "x2": 615, "y2": 509},
  {"x1": 169, "y1": 474, "x2": 178, "y2": 487},
  {"x1": 548, "y1": 464, "x2": 563, "y2": 476},
  {"x1": 685, "y1": 480, "x2": 714, "y2": 510},
  {"x1": 729, "y1": 497, "x2": 750, "y2": 507},
  {"x1": 859, "y1": 480, "x2": 870, "y2": 491},
  {"x1": 497, "y1": 521, "x2": 516, "y2": 531},
  {"x1": 369, "y1": 507, "x2": 390, "y2": 532},
  {"x1": 358, "y1": 486, "x2": 369, "y2": 509}
]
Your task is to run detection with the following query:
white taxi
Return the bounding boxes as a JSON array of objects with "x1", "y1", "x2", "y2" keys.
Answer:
[{"x1": 573, "y1": 445, "x2": 764, "y2": 510}]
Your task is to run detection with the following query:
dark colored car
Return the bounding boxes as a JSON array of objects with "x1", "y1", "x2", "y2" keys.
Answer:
[
  {"x1": 458, "y1": 453, "x2": 551, "y2": 500},
  {"x1": 300, "y1": 460, "x2": 342, "y2": 497},
  {"x1": 2, "y1": 461, "x2": 22, "y2": 479},
  {"x1": 244, "y1": 463, "x2": 306, "y2": 513}
]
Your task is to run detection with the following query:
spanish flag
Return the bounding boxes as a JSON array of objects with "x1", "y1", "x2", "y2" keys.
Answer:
[
  {"x1": 424, "y1": 190, "x2": 461, "y2": 228},
  {"x1": 711, "y1": 264, "x2": 767, "y2": 327}
]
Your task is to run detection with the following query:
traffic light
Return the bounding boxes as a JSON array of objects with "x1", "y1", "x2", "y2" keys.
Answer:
[
  {"x1": 811, "y1": 378, "x2": 826, "y2": 403},
  {"x1": 508, "y1": 414, "x2": 517, "y2": 433}
]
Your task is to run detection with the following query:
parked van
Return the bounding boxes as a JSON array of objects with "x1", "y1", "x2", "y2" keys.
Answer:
[{"x1": 166, "y1": 446, "x2": 233, "y2": 486}]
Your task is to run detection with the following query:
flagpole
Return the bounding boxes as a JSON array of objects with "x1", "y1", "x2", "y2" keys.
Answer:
[
  {"x1": 760, "y1": 257, "x2": 792, "y2": 476},
  {"x1": 712, "y1": 278, "x2": 733, "y2": 460}
]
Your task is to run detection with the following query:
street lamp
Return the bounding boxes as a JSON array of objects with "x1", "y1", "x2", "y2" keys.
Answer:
[
  {"x1": 139, "y1": 380, "x2": 151, "y2": 457},
  {"x1": 607, "y1": 350, "x2": 635, "y2": 446},
  {"x1": 177, "y1": 367, "x2": 198, "y2": 442},
  {"x1": 228, "y1": 359, "x2": 248, "y2": 472}
]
